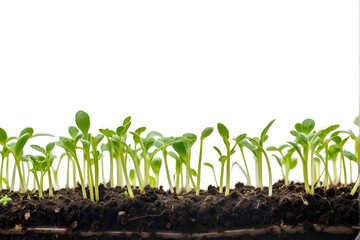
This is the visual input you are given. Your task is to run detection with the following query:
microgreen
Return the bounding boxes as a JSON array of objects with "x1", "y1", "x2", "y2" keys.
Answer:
[
  {"x1": 0, "y1": 111, "x2": 358, "y2": 201},
  {"x1": 0, "y1": 195, "x2": 12, "y2": 206},
  {"x1": 196, "y1": 127, "x2": 213, "y2": 196}
]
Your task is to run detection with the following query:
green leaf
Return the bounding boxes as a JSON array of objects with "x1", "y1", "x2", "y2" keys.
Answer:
[
  {"x1": 203, "y1": 162, "x2": 214, "y2": 169},
  {"x1": 101, "y1": 143, "x2": 109, "y2": 152},
  {"x1": 75, "y1": 110, "x2": 90, "y2": 136},
  {"x1": 272, "y1": 154, "x2": 283, "y2": 166},
  {"x1": 295, "y1": 123, "x2": 303, "y2": 133},
  {"x1": 172, "y1": 140, "x2": 187, "y2": 159},
  {"x1": 68, "y1": 126, "x2": 79, "y2": 139},
  {"x1": 287, "y1": 141, "x2": 304, "y2": 161},
  {"x1": 201, "y1": 127, "x2": 213, "y2": 140},
  {"x1": 219, "y1": 155, "x2": 227, "y2": 164},
  {"x1": 153, "y1": 140, "x2": 164, "y2": 148},
  {"x1": 93, "y1": 134, "x2": 104, "y2": 147},
  {"x1": 344, "y1": 150, "x2": 357, "y2": 163},
  {"x1": 190, "y1": 168, "x2": 197, "y2": 177},
  {"x1": 46, "y1": 142, "x2": 55, "y2": 154},
  {"x1": 183, "y1": 133, "x2": 197, "y2": 147},
  {"x1": 217, "y1": 123, "x2": 229, "y2": 139},
  {"x1": 302, "y1": 119, "x2": 315, "y2": 135},
  {"x1": 15, "y1": 133, "x2": 30, "y2": 157},
  {"x1": 332, "y1": 136, "x2": 342, "y2": 145},
  {"x1": 80, "y1": 139, "x2": 90, "y2": 149},
  {"x1": 354, "y1": 116, "x2": 359, "y2": 126},
  {"x1": 167, "y1": 151, "x2": 179, "y2": 161},
  {"x1": 266, "y1": 146, "x2": 278, "y2": 151},
  {"x1": 0, "y1": 128, "x2": 7, "y2": 145},
  {"x1": 260, "y1": 119, "x2": 276, "y2": 142},
  {"x1": 123, "y1": 116, "x2": 131, "y2": 125},
  {"x1": 278, "y1": 144, "x2": 289, "y2": 151},
  {"x1": 290, "y1": 158, "x2": 298, "y2": 170},
  {"x1": 129, "y1": 131, "x2": 141, "y2": 145},
  {"x1": 146, "y1": 131, "x2": 163, "y2": 138},
  {"x1": 151, "y1": 157, "x2": 162, "y2": 174},
  {"x1": 20, "y1": 127, "x2": 34, "y2": 137},
  {"x1": 328, "y1": 144, "x2": 340, "y2": 161},
  {"x1": 135, "y1": 127, "x2": 146, "y2": 136},
  {"x1": 129, "y1": 169, "x2": 135, "y2": 182},
  {"x1": 213, "y1": 146, "x2": 222, "y2": 157},
  {"x1": 235, "y1": 134, "x2": 247, "y2": 145},
  {"x1": 319, "y1": 124, "x2": 340, "y2": 139}
]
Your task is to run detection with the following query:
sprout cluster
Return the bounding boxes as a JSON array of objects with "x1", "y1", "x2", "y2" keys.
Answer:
[{"x1": 0, "y1": 111, "x2": 358, "y2": 201}]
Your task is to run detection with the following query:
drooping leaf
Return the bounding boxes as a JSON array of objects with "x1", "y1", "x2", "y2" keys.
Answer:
[
  {"x1": 31, "y1": 145, "x2": 46, "y2": 155},
  {"x1": 75, "y1": 110, "x2": 90, "y2": 136},
  {"x1": 93, "y1": 134, "x2": 104, "y2": 147},
  {"x1": 135, "y1": 127, "x2": 146, "y2": 136},
  {"x1": 201, "y1": 127, "x2": 213, "y2": 140},
  {"x1": 167, "y1": 151, "x2": 179, "y2": 161}
]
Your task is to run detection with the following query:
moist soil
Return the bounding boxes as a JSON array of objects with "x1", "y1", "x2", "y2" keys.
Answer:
[{"x1": 0, "y1": 181, "x2": 358, "y2": 239}]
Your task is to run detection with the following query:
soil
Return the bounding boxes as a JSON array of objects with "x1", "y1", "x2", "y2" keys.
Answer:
[{"x1": 0, "y1": 181, "x2": 358, "y2": 239}]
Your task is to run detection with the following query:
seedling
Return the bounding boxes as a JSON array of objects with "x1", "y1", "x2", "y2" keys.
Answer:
[
  {"x1": 0, "y1": 195, "x2": 12, "y2": 206},
  {"x1": 196, "y1": 127, "x2": 213, "y2": 196}
]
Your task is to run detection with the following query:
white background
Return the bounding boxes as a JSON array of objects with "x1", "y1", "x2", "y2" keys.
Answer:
[{"x1": 0, "y1": 1, "x2": 358, "y2": 190}]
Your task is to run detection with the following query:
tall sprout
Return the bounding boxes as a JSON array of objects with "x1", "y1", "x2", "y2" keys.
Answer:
[{"x1": 196, "y1": 127, "x2": 213, "y2": 196}]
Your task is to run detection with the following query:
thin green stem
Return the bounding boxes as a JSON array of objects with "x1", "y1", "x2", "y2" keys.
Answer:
[
  {"x1": 240, "y1": 147, "x2": 251, "y2": 186},
  {"x1": 162, "y1": 149, "x2": 174, "y2": 193},
  {"x1": 196, "y1": 140, "x2": 203, "y2": 196},
  {"x1": 225, "y1": 145, "x2": 231, "y2": 196},
  {"x1": 46, "y1": 155, "x2": 53, "y2": 197}
]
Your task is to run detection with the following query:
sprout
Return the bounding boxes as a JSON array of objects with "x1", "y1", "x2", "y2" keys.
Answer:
[
  {"x1": 203, "y1": 162, "x2": 218, "y2": 187},
  {"x1": 0, "y1": 195, "x2": 12, "y2": 206},
  {"x1": 196, "y1": 127, "x2": 213, "y2": 196},
  {"x1": 217, "y1": 123, "x2": 247, "y2": 196},
  {"x1": 31, "y1": 142, "x2": 56, "y2": 197},
  {"x1": 267, "y1": 145, "x2": 297, "y2": 186},
  {"x1": 247, "y1": 119, "x2": 275, "y2": 196},
  {"x1": 151, "y1": 157, "x2": 162, "y2": 188}
]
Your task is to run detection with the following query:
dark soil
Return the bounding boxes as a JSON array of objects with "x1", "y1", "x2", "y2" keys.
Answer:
[{"x1": 0, "y1": 181, "x2": 358, "y2": 239}]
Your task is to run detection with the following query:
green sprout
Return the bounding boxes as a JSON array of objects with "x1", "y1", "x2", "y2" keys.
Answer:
[
  {"x1": 151, "y1": 157, "x2": 162, "y2": 188},
  {"x1": 217, "y1": 123, "x2": 247, "y2": 196},
  {"x1": 247, "y1": 119, "x2": 275, "y2": 196},
  {"x1": 0, "y1": 195, "x2": 12, "y2": 206},
  {"x1": 267, "y1": 145, "x2": 297, "y2": 186},
  {"x1": 196, "y1": 127, "x2": 213, "y2": 196}
]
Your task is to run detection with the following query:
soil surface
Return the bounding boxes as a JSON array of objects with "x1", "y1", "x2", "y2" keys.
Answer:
[{"x1": 0, "y1": 181, "x2": 358, "y2": 239}]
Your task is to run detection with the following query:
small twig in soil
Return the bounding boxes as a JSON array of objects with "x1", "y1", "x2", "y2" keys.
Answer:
[{"x1": 129, "y1": 211, "x2": 165, "y2": 221}]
